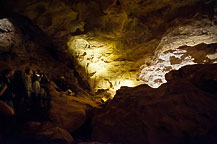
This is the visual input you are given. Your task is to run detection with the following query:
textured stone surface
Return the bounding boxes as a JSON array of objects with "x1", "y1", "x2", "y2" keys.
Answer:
[
  {"x1": 22, "y1": 121, "x2": 74, "y2": 144},
  {"x1": 67, "y1": 36, "x2": 142, "y2": 92},
  {"x1": 0, "y1": 18, "x2": 17, "y2": 51},
  {"x1": 0, "y1": 100, "x2": 14, "y2": 117},
  {"x1": 92, "y1": 64, "x2": 217, "y2": 144},
  {"x1": 138, "y1": 43, "x2": 217, "y2": 88},
  {"x1": 0, "y1": 15, "x2": 87, "y2": 94},
  {"x1": 138, "y1": 17, "x2": 217, "y2": 87},
  {"x1": 1, "y1": 1, "x2": 217, "y2": 143},
  {"x1": 47, "y1": 81, "x2": 100, "y2": 132},
  {"x1": 3, "y1": 0, "x2": 217, "y2": 92}
]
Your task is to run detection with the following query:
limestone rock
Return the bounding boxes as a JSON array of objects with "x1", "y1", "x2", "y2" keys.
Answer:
[
  {"x1": 138, "y1": 42, "x2": 217, "y2": 88},
  {"x1": 137, "y1": 15, "x2": 217, "y2": 88},
  {"x1": 0, "y1": 100, "x2": 14, "y2": 117},
  {"x1": 48, "y1": 81, "x2": 101, "y2": 132},
  {"x1": 22, "y1": 121, "x2": 74, "y2": 144},
  {"x1": 4, "y1": 0, "x2": 217, "y2": 93},
  {"x1": 0, "y1": 18, "x2": 17, "y2": 51},
  {"x1": 0, "y1": 15, "x2": 83, "y2": 95},
  {"x1": 50, "y1": 108, "x2": 86, "y2": 133},
  {"x1": 67, "y1": 36, "x2": 141, "y2": 92},
  {"x1": 92, "y1": 64, "x2": 217, "y2": 144},
  {"x1": 47, "y1": 81, "x2": 86, "y2": 132}
]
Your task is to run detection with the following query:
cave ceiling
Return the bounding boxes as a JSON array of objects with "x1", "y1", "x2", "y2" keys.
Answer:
[{"x1": 2, "y1": 0, "x2": 217, "y2": 93}]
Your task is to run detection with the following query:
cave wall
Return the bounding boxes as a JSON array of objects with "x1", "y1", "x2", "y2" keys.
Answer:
[
  {"x1": 1, "y1": 0, "x2": 217, "y2": 92},
  {"x1": 0, "y1": 13, "x2": 86, "y2": 93},
  {"x1": 92, "y1": 64, "x2": 217, "y2": 144},
  {"x1": 1, "y1": 1, "x2": 217, "y2": 143}
]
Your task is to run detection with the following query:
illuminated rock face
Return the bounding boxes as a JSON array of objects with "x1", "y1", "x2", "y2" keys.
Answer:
[
  {"x1": 2, "y1": 0, "x2": 217, "y2": 91},
  {"x1": 138, "y1": 43, "x2": 217, "y2": 88},
  {"x1": 92, "y1": 64, "x2": 217, "y2": 144},
  {"x1": 0, "y1": 18, "x2": 16, "y2": 50},
  {"x1": 67, "y1": 36, "x2": 141, "y2": 93},
  {"x1": 138, "y1": 17, "x2": 217, "y2": 88},
  {"x1": 138, "y1": 49, "x2": 196, "y2": 88}
]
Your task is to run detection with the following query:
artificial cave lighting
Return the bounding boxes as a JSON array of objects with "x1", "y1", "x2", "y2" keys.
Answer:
[
  {"x1": 88, "y1": 62, "x2": 107, "y2": 74},
  {"x1": 113, "y1": 79, "x2": 135, "y2": 90},
  {"x1": 138, "y1": 49, "x2": 196, "y2": 88},
  {"x1": 138, "y1": 19, "x2": 217, "y2": 88},
  {"x1": 72, "y1": 38, "x2": 90, "y2": 50},
  {"x1": 101, "y1": 97, "x2": 108, "y2": 102},
  {"x1": 100, "y1": 79, "x2": 139, "y2": 101},
  {"x1": 67, "y1": 36, "x2": 141, "y2": 95},
  {"x1": 68, "y1": 37, "x2": 112, "y2": 77}
]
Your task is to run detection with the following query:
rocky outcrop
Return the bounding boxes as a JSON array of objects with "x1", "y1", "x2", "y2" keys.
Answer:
[
  {"x1": 92, "y1": 64, "x2": 217, "y2": 144},
  {"x1": 0, "y1": 14, "x2": 86, "y2": 93},
  {"x1": 1, "y1": 1, "x2": 217, "y2": 143},
  {"x1": 138, "y1": 17, "x2": 217, "y2": 88},
  {"x1": 3, "y1": 0, "x2": 217, "y2": 92},
  {"x1": 138, "y1": 43, "x2": 217, "y2": 88},
  {"x1": 22, "y1": 121, "x2": 74, "y2": 144},
  {"x1": 47, "y1": 81, "x2": 100, "y2": 132},
  {"x1": 0, "y1": 100, "x2": 14, "y2": 117}
]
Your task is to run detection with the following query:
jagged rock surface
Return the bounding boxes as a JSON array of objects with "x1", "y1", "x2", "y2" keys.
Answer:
[
  {"x1": 22, "y1": 121, "x2": 74, "y2": 144},
  {"x1": 92, "y1": 64, "x2": 217, "y2": 144},
  {"x1": 139, "y1": 43, "x2": 217, "y2": 88},
  {"x1": 3, "y1": 0, "x2": 217, "y2": 91},
  {"x1": 0, "y1": 14, "x2": 88, "y2": 93},
  {"x1": 47, "y1": 81, "x2": 100, "y2": 132}
]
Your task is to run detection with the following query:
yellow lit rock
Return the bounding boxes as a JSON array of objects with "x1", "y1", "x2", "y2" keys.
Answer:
[
  {"x1": 4, "y1": 0, "x2": 217, "y2": 96},
  {"x1": 67, "y1": 36, "x2": 142, "y2": 94}
]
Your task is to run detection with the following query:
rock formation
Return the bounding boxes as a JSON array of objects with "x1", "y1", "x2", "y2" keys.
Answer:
[
  {"x1": 92, "y1": 64, "x2": 217, "y2": 144},
  {"x1": 22, "y1": 121, "x2": 74, "y2": 144},
  {"x1": 0, "y1": 0, "x2": 217, "y2": 143},
  {"x1": 2, "y1": 0, "x2": 217, "y2": 93},
  {"x1": 47, "y1": 81, "x2": 100, "y2": 132}
]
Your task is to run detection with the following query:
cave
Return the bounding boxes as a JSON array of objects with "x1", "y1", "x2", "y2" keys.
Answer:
[{"x1": 0, "y1": 0, "x2": 217, "y2": 144}]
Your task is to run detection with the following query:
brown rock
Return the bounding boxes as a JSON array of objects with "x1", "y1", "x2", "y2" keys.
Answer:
[
  {"x1": 23, "y1": 121, "x2": 74, "y2": 144},
  {"x1": 48, "y1": 81, "x2": 87, "y2": 132},
  {"x1": 3, "y1": 0, "x2": 217, "y2": 92},
  {"x1": 0, "y1": 100, "x2": 14, "y2": 117},
  {"x1": 92, "y1": 64, "x2": 217, "y2": 144}
]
